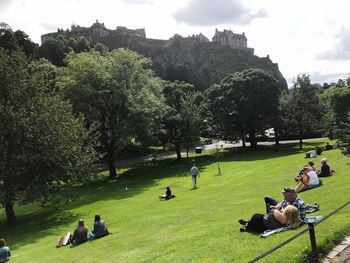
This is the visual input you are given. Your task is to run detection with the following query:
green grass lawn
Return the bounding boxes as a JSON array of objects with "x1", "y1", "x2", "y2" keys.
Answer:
[{"x1": 1, "y1": 139, "x2": 350, "y2": 262}]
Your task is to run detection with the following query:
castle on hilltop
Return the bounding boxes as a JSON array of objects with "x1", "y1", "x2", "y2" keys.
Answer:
[
  {"x1": 212, "y1": 29, "x2": 253, "y2": 54},
  {"x1": 41, "y1": 21, "x2": 254, "y2": 54}
]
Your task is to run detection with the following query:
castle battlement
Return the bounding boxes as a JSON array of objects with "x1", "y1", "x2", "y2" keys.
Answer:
[{"x1": 41, "y1": 22, "x2": 253, "y2": 54}]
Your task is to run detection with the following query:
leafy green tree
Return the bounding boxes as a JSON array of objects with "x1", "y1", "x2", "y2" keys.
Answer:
[
  {"x1": 38, "y1": 35, "x2": 106, "y2": 66},
  {"x1": 319, "y1": 86, "x2": 350, "y2": 139},
  {"x1": 60, "y1": 49, "x2": 165, "y2": 178},
  {"x1": 0, "y1": 28, "x2": 38, "y2": 57},
  {"x1": 280, "y1": 74, "x2": 322, "y2": 149},
  {"x1": 0, "y1": 49, "x2": 96, "y2": 226},
  {"x1": 335, "y1": 113, "x2": 350, "y2": 154},
  {"x1": 37, "y1": 36, "x2": 67, "y2": 66},
  {"x1": 206, "y1": 69, "x2": 282, "y2": 149},
  {"x1": 161, "y1": 81, "x2": 205, "y2": 160},
  {"x1": 28, "y1": 58, "x2": 58, "y2": 92}
]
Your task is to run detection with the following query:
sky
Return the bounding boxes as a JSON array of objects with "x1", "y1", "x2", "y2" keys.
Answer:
[{"x1": 1, "y1": 0, "x2": 350, "y2": 86}]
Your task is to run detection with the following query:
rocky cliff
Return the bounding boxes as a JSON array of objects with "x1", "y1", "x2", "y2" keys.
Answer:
[
  {"x1": 94, "y1": 34, "x2": 287, "y2": 90},
  {"x1": 42, "y1": 25, "x2": 287, "y2": 90}
]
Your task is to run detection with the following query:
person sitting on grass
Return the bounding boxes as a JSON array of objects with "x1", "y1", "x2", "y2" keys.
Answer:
[
  {"x1": 159, "y1": 186, "x2": 176, "y2": 200},
  {"x1": 71, "y1": 219, "x2": 88, "y2": 245},
  {"x1": 90, "y1": 215, "x2": 109, "y2": 239},
  {"x1": 239, "y1": 205, "x2": 301, "y2": 233},
  {"x1": 308, "y1": 161, "x2": 316, "y2": 171},
  {"x1": 294, "y1": 166, "x2": 320, "y2": 193},
  {"x1": 317, "y1": 158, "x2": 334, "y2": 177},
  {"x1": 324, "y1": 142, "x2": 333, "y2": 151},
  {"x1": 0, "y1": 239, "x2": 11, "y2": 263}
]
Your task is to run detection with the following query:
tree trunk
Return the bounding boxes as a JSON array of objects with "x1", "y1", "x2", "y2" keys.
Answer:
[
  {"x1": 274, "y1": 128, "x2": 280, "y2": 145},
  {"x1": 186, "y1": 147, "x2": 189, "y2": 158},
  {"x1": 175, "y1": 143, "x2": 182, "y2": 160},
  {"x1": 107, "y1": 150, "x2": 117, "y2": 178},
  {"x1": 5, "y1": 200, "x2": 16, "y2": 226},
  {"x1": 249, "y1": 129, "x2": 257, "y2": 149},
  {"x1": 299, "y1": 123, "x2": 303, "y2": 150},
  {"x1": 241, "y1": 132, "x2": 246, "y2": 147}
]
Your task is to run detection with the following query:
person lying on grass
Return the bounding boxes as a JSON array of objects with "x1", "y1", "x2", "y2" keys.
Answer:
[
  {"x1": 159, "y1": 186, "x2": 176, "y2": 200},
  {"x1": 294, "y1": 166, "x2": 320, "y2": 193},
  {"x1": 239, "y1": 205, "x2": 301, "y2": 233},
  {"x1": 264, "y1": 187, "x2": 306, "y2": 221}
]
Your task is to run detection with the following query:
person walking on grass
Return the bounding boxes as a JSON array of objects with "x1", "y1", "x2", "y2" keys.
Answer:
[{"x1": 190, "y1": 160, "x2": 200, "y2": 188}]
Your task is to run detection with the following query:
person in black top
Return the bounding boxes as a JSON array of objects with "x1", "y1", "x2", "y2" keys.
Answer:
[
  {"x1": 91, "y1": 215, "x2": 109, "y2": 238},
  {"x1": 159, "y1": 186, "x2": 175, "y2": 200},
  {"x1": 317, "y1": 158, "x2": 331, "y2": 177}
]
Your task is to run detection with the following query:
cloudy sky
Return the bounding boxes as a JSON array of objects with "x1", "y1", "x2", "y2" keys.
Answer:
[{"x1": 1, "y1": 0, "x2": 350, "y2": 86}]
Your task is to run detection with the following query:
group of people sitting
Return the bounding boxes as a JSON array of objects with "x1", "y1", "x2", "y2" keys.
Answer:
[
  {"x1": 294, "y1": 158, "x2": 333, "y2": 193},
  {"x1": 239, "y1": 154, "x2": 334, "y2": 234},
  {"x1": 0, "y1": 239, "x2": 11, "y2": 263},
  {"x1": 57, "y1": 215, "x2": 109, "y2": 247},
  {"x1": 305, "y1": 142, "x2": 335, "y2": 158}
]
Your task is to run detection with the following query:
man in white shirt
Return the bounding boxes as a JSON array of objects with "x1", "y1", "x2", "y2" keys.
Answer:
[{"x1": 190, "y1": 161, "x2": 200, "y2": 188}]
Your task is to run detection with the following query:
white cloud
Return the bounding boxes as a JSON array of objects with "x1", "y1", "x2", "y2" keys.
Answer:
[
  {"x1": 1, "y1": 0, "x2": 350, "y2": 85},
  {"x1": 0, "y1": 0, "x2": 12, "y2": 9},
  {"x1": 173, "y1": 0, "x2": 267, "y2": 26},
  {"x1": 123, "y1": 0, "x2": 152, "y2": 4},
  {"x1": 317, "y1": 27, "x2": 350, "y2": 60}
]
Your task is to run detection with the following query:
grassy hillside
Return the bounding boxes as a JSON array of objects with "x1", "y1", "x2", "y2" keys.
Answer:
[{"x1": 1, "y1": 139, "x2": 349, "y2": 262}]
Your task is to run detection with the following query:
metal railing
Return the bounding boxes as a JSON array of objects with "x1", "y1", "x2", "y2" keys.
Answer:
[{"x1": 248, "y1": 200, "x2": 350, "y2": 263}]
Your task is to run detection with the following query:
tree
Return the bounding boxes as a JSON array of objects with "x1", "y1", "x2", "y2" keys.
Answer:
[
  {"x1": 0, "y1": 28, "x2": 38, "y2": 58},
  {"x1": 335, "y1": 113, "x2": 350, "y2": 155},
  {"x1": 206, "y1": 69, "x2": 282, "y2": 149},
  {"x1": 161, "y1": 81, "x2": 205, "y2": 160},
  {"x1": 319, "y1": 86, "x2": 350, "y2": 139},
  {"x1": 280, "y1": 74, "x2": 322, "y2": 149},
  {"x1": 38, "y1": 35, "x2": 106, "y2": 66},
  {"x1": 0, "y1": 49, "x2": 96, "y2": 225},
  {"x1": 60, "y1": 49, "x2": 165, "y2": 178}
]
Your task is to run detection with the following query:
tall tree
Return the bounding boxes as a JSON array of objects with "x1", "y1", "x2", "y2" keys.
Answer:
[
  {"x1": 60, "y1": 49, "x2": 165, "y2": 177},
  {"x1": 280, "y1": 74, "x2": 322, "y2": 149},
  {"x1": 0, "y1": 28, "x2": 38, "y2": 58},
  {"x1": 206, "y1": 69, "x2": 282, "y2": 149},
  {"x1": 0, "y1": 49, "x2": 95, "y2": 226},
  {"x1": 319, "y1": 86, "x2": 350, "y2": 139},
  {"x1": 161, "y1": 81, "x2": 205, "y2": 160}
]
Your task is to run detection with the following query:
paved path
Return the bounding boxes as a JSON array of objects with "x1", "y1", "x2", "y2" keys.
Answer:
[
  {"x1": 322, "y1": 236, "x2": 350, "y2": 263},
  {"x1": 115, "y1": 138, "x2": 321, "y2": 168}
]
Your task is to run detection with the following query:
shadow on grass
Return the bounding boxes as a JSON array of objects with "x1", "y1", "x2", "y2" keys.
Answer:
[
  {"x1": 0, "y1": 209, "x2": 85, "y2": 250},
  {"x1": 0, "y1": 139, "x2": 329, "y2": 245},
  {"x1": 41, "y1": 140, "x2": 330, "y2": 211}
]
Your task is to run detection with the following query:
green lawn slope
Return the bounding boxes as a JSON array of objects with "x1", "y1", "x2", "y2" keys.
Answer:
[{"x1": 1, "y1": 139, "x2": 349, "y2": 262}]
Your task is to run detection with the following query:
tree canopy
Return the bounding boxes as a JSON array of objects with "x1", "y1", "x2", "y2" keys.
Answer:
[
  {"x1": 60, "y1": 49, "x2": 165, "y2": 177},
  {"x1": 280, "y1": 74, "x2": 322, "y2": 149},
  {"x1": 206, "y1": 68, "x2": 282, "y2": 148},
  {"x1": 0, "y1": 49, "x2": 96, "y2": 225},
  {"x1": 161, "y1": 81, "x2": 205, "y2": 159}
]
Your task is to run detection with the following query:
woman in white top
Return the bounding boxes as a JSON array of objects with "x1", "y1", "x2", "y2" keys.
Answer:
[{"x1": 294, "y1": 167, "x2": 320, "y2": 193}]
